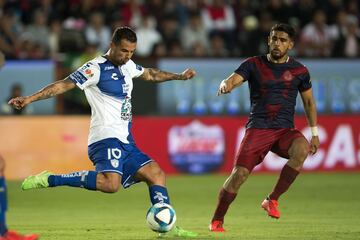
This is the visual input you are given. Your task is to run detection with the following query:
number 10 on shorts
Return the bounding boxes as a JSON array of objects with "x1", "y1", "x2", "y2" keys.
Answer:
[{"x1": 107, "y1": 148, "x2": 122, "y2": 160}]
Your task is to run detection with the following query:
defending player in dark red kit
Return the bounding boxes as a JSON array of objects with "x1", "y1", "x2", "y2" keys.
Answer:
[{"x1": 209, "y1": 23, "x2": 320, "y2": 232}]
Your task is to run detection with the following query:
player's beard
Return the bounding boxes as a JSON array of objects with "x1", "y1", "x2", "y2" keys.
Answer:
[
  {"x1": 270, "y1": 48, "x2": 286, "y2": 60},
  {"x1": 270, "y1": 46, "x2": 288, "y2": 60},
  {"x1": 118, "y1": 58, "x2": 129, "y2": 65}
]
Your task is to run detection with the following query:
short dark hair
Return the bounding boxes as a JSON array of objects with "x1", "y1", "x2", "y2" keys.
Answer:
[
  {"x1": 270, "y1": 23, "x2": 296, "y2": 40},
  {"x1": 112, "y1": 26, "x2": 137, "y2": 45}
]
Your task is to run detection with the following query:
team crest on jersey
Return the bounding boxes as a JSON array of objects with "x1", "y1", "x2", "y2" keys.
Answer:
[
  {"x1": 282, "y1": 70, "x2": 293, "y2": 81},
  {"x1": 110, "y1": 159, "x2": 119, "y2": 168}
]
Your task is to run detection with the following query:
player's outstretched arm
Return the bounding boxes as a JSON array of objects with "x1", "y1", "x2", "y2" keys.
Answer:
[
  {"x1": 139, "y1": 68, "x2": 196, "y2": 83},
  {"x1": 300, "y1": 88, "x2": 320, "y2": 154},
  {"x1": 217, "y1": 72, "x2": 244, "y2": 96},
  {"x1": 8, "y1": 78, "x2": 76, "y2": 110}
]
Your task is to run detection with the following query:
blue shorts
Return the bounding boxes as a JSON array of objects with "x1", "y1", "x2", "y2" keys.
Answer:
[{"x1": 88, "y1": 138, "x2": 152, "y2": 188}]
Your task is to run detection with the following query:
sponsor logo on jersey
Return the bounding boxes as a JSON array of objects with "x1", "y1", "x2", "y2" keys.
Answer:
[
  {"x1": 104, "y1": 66, "x2": 115, "y2": 71},
  {"x1": 69, "y1": 71, "x2": 88, "y2": 84},
  {"x1": 111, "y1": 73, "x2": 119, "y2": 80},
  {"x1": 121, "y1": 98, "x2": 132, "y2": 121},
  {"x1": 79, "y1": 63, "x2": 92, "y2": 71},
  {"x1": 122, "y1": 83, "x2": 129, "y2": 93}
]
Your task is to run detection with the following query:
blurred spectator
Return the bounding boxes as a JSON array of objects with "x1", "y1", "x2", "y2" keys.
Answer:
[
  {"x1": 100, "y1": 0, "x2": 121, "y2": 25},
  {"x1": 332, "y1": 15, "x2": 360, "y2": 57},
  {"x1": 150, "y1": 41, "x2": 167, "y2": 58},
  {"x1": 265, "y1": 0, "x2": 290, "y2": 24},
  {"x1": 242, "y1": 12, "x2": 273, "y2": 57},
  {"x1": 292, "y1": 0, "x2": 317, "y2": 28},
  {"x1": 201, "y1": 0, "x2": 236, "y2": 50},
  {"x1": 85, "y1": 12, "x2": 111, "y2": 53},
  {"x1": 0, "y1": 0, "x2": 359, "y2": 60},
  {"x1": 346, "y1": 0, "x2": 359, "y2": 20},
  {"x1": 135, "y1": 15, "x2": 162, "y2": 57},
  {"x1": 145, "y1": 0, "x2": 166, "y2": 24},
  {"x1": 17, "y1": 37, "x2": 47, "y2": 59},
  {"x1": 110, "y1": 13, "x2": 125, "y2": 32},
  {"x1": 48, "y1": 18, "x2": 62, "y2": 59},
  {"x1": 299, "y1": 9, "x2": 333, "y2": 57},
  {"x1": 190, "y1": 41, "x2": 207, "y2": 57},
  {"x1": 168, "y1": 39, "x2": 184, "y2": 57},
  {"x1": 121, "y1": 0, "x2": 147, "y2": 29},
  {"x1": 1, "y1": 84, "x2": 33, "y2": 115},
  {"x1": 24, "y1": 9, "x2": 50, "y2": 53},
  {"x1": 181, "y1": 10, "x2": 209, "y2": 55},
  {"x1": 208, "y1": 33, "x2": 229, "y2": 57},
  {"x1": 232, "y1": 0, "x2": 255, "y2": 34},
  {"x1": 0, "y1": 8, "x2": 22, "y2": 58},
  {"x1": 322, "y1": 0, "x2": 343, "y2": 25},
  {"x1": 329, "y1": 10, "x2": 349, "y2": 40},
  {"x1": 159, "y1": 14, "x2": 181, "y2": 52}
]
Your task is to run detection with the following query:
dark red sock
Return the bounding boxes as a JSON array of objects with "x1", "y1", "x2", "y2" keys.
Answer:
[
  {"x1": 269, "y1": 164, "x2": 299, "y2": 201},
  {"x1": 212, "y1": 188, "x2": 237, "y2": 222}
]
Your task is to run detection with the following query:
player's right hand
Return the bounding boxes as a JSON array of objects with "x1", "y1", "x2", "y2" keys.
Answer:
[
  {"x1": 217, "y1": 80, "x2": 231, "y2": 96},
  {"x1": 8, "y1": 96, "x2": 29, "y2": 110}
]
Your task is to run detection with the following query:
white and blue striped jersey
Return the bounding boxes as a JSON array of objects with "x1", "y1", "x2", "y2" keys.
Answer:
[{"x1": 68, "y1": 56, "x2": 144, "y2": 145}]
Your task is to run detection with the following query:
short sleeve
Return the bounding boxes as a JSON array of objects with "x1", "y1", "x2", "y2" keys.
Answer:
[
  {"x1": 68, "y1": 62, "x2": 100, "y2": 90},
  {"x1": 234, "y1": 58, "x2": 252, "y2": 82},
  {"x1": 298, "y1": 68, "x2": 312, "y2": 92},
  {"x1": 126, "y1": 60, "x2": 144, "y2": 78}
]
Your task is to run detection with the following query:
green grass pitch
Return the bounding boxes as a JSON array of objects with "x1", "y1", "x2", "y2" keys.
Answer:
[{"x1": 7, "y1": 173, "x2": 360, "y2": 239}]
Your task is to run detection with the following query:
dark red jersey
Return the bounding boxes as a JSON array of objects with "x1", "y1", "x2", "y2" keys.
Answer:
[{"x1": 235, "y1": 55, "x2": 311, "y2": 129}]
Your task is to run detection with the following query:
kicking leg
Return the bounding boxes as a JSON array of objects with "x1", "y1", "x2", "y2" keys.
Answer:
[
  {"x1": 135, "y1": 161, "x2": 197, "y2": 237},
  {"x1": 134, "y1": 161, "x2": 169, "y2": 204}
]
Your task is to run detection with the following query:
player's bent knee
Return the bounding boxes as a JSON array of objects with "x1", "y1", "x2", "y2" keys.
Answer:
[
  {"x1": 290, "y1": 138, "x2": 310, "y2": 160},
  {"x1": 293, "y1": 144, "x2": 310, "y2": 161}
]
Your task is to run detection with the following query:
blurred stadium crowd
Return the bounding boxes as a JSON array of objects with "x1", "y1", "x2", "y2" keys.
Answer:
[{"x1": 0, "y1": 0, "x2": 359, "y2": 60}]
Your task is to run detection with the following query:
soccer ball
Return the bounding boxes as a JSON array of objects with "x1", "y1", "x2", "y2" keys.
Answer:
[{"x1": 146, "y1": 203, "x2": 176, "y2": 233}]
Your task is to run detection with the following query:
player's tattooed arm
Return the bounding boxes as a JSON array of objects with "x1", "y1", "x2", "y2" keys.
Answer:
[
  {"x1": 217, "y1": 73, "x2": 245, "y2": 96},
  {"x1": 139, "y1": 68, "x2": 196, "y2": 82},
  {"x1": 8, "y1": 78, "x2": 76, "y2": 109}
]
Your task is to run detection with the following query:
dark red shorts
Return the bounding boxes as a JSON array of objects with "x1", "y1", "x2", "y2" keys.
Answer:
[{"x1": 235, "y1": 128, "x2": 307, "y2": 171}]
